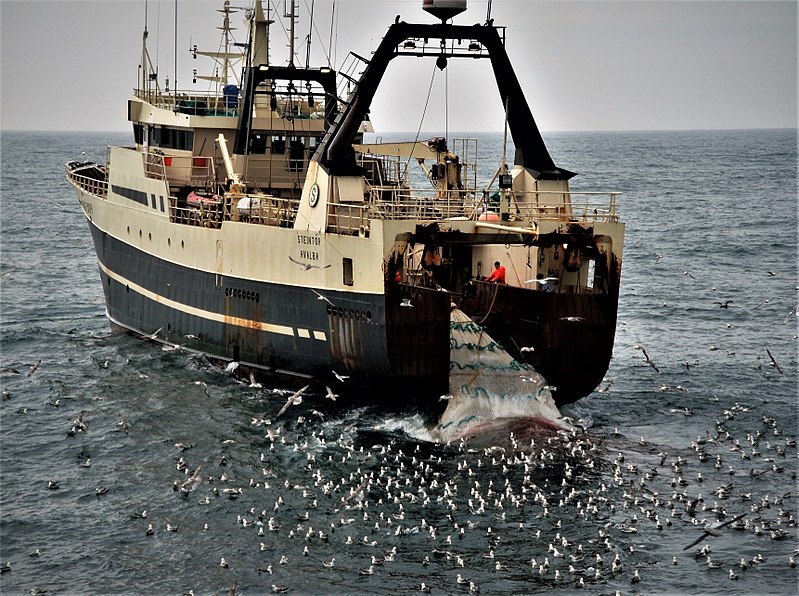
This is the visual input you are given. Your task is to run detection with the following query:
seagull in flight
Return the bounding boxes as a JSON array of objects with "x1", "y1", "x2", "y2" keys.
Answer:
[
  {"x1": 289, "y1": 256, "x2": 331, "y2": 271},
  {"x1": 634, "y1": 343, "x2": 660, "y2": 372},
  {"x1": 325, "y1": 386, "x2": 338, "y2": 401},
  {"x1": 276, "y1": 384, "x2": 310, "y2": 418},
  {"x1": 714, "y1": 301, "x2": 732, "y2": 309},
  {"x1": 146, "y1": 327, "x2": 163, "y2": 340},
  {"x1": 766, "y1": 349, "x2": 783, "y2": 374},
  {"x1": 400, "y1": 298, "x2": 413, "y2": 308},
  {"x1": 311, "y1": 289, "x2": 334, "y2": 306},
  {"x1": 332, "y1": 370, "x2": 349, "y2": 383}
]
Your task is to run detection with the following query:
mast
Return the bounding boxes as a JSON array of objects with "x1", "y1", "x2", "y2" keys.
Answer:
[
  {"x1": 286, "y1": 0, "x2": 297, "y2": 67},
  {"x1": 250, "y1": 0, "x2": 272, "y2": 66},
  {"x1": 139, "y1": 0, "x2": 159, "y2": 103}
]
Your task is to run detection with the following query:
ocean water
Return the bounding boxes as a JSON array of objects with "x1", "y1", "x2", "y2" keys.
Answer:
[{"x1": 1, "y1": 128, "x2": 797, "y2": 595}]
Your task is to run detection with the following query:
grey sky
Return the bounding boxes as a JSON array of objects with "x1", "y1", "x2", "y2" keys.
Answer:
[{"x1": 1, "y1": 0, "x2": 796, "y2": 132}]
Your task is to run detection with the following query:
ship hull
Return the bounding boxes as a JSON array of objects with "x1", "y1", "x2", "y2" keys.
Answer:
[{"x1": 85, "y1": 218, "x2": 452, "y2": 410}]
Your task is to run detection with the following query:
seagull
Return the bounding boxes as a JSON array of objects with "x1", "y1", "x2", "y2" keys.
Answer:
[
  {"x1": 225, "y1": 361, "x2": 240, "y2": 373},
  {"x1": 683, "y1": 271, "x2": 696, "y2": 280},
  {"x1": 276, "y1": 384, "x2": 309, "y2": 418},
  {"x1": 782, "y1": 305, "x2": 798, "y2": 324},
  {"x1": 180, "y1": 466, "x2": 203, "y2": 494},
  {"x1": 325, "y1": 386, "x2": 338, "y2": 401},
  {"x1": 146, "y1": 327, "x2": 163, "y2": 340},
  {"x1": 323, "y1": 558, "x2": 335, "y2": 568},
  {"x1": 682, "y1": 511, "x2": 746, "y2": 550},
  {"x1": 766, "y1": 349, "x2": 783, "y2": 374},
  {"x1": 27, "y1": 359, "x2": 41, "y2": 377},
  {"x1": 289, "y1": 255, "x2": 331, "y2": 271},
  {"x1": 271, "y1": 585, "x2": 289, "y2": 593},
  {"x1": 633, "y1": 343, "x2": 659, "y2": 372},
  {"x1": 332, "y1": 370, "x2": 349, "y2": 382},
  {"x1": 520, "y1": 346, "x2": 535, "y2": 353},
  {"x1": 714, "y1": 301, "x2": 732, "y2": 309},
  {"x1": 524, "y1": 277, "x2": 558, "y2": 285},
  {"x1": 311, "y1": 289, "x2": 334, "y2": 306},
  {"x1": 400, "y1": 298, "x2": 413, "y2": 308}
]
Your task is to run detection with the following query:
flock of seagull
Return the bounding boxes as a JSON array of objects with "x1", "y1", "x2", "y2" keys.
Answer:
[{"x1": 2, "y1": 270, "x2": 796, "y2": 594}]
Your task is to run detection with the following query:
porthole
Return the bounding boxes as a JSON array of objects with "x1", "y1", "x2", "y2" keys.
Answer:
[
  {"x1": 168, "y1": 238, "x2": 171, "y2": 247},
  {"x1": 127, "y1": 226, "x2": 130, "y2": 234},
  {"x1": 148, "y1": 232, "x2": 152, "y2": 241},
  {"x1": 139, "y1": 229, "x2": 142, "y2": 239},
  {"x1": 366, "y1": 309, "x2": 372, "y2": 321},
  {"x1": 181, "y1": 240, "x2": 185, "y2": 249}
]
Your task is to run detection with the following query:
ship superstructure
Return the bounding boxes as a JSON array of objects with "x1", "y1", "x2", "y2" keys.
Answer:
[{"x1": 68, "y1": 0, "x2": 624, "y2": 419}]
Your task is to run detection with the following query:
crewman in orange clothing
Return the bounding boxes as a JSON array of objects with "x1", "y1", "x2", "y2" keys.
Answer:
[{"x1": 486, "y1": 261, "x2": 506, "y2": 284}]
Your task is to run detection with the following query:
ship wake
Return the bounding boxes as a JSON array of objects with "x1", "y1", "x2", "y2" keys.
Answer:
[{"x1": 430, "y1": 308, "x2": 569, "y2": 444}]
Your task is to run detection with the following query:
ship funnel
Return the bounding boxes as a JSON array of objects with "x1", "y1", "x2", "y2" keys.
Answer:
[{"x1": 422, "y1": 0, "x2": 467, "y2": 21}]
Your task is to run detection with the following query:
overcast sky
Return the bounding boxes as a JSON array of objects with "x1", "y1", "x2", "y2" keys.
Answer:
[{"x1": 1, "y1": 0, "x2": 796, "y2": 132}]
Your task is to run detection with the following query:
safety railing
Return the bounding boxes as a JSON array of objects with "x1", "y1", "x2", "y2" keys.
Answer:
[
  {"x1": 362, "y1": 186, "x2": 621, "y2": 225},
  {"x1": 327, "y1": 202, "x2": 369, "y2": 235},
  {"x1": 143, "y1": 151, "x2": 215, "y2": 188},
  {"x1": 366, "y1": 187, "x2": 480, "y2": 221},
  {"x1": 169, "y1": 197, "x2": 231, "y2": 230},
  {"x1": 66, "y1": 165, "x2": 108, "y2": 199},
  {"x1": 508, "y1": 190, "x2": 621, "y2": 224},
  {"x1": 134, "y1": 89, "x2": 240, "y2": 117},
  {"x1": 234, "y1": 196, "x2": 299, "y2": 228}
]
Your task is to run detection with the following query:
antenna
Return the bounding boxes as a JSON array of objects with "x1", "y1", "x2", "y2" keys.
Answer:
[{"x1": 285, "y1": 0, "x2": 297, "y2": 67}]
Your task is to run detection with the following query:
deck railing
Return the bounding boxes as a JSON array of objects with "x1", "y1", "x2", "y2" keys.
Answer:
[
  {"x1": 363, "y1": 186, "x2": 621, "y2": 225},
  {"x1": 143, "y1": 151, "x2": 215, "y2": 188},
  {"x1": 67, "y1": 167, "x2": 108, "y2": 199}
]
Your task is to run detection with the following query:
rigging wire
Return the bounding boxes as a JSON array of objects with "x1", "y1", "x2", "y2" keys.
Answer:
[
  {"x1": 403, "y1": 61, "x2": 439, "y2": 180},
  {"x1": 304, "y1": 0, "x2": 314, "y2": 69},
  {"x1": 303, "y1": 0, "x2": 331, "y2": 66}
]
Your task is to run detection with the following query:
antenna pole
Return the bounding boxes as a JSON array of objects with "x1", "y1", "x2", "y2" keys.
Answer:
[
  {"x1": 173, "y1": 0, "x2": 178, "y2": 110},
  {"x1": 305, "y1": 0, "x2": 315, "y2": 70},
  {"x1": 288, "y1": 0, "x2": 296, "y2": 67}
]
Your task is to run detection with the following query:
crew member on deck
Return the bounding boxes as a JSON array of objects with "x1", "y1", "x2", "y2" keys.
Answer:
[{"x1": 486, "y1": 261, "x2": 506, "y2": 284}]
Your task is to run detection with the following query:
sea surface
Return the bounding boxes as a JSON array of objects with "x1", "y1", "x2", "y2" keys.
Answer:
[{"x1": 1, "y1": 128, "x2": 797, "y2": 595}]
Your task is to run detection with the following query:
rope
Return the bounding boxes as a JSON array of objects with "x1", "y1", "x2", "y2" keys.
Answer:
[{"x1": 402, "y1": 62, "x2": 438, "y2": 180}]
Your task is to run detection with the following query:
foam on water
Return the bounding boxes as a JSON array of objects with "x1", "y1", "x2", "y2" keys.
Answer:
[{"x1": 432, "y1": 308, "x2": 568, "y2": 442}]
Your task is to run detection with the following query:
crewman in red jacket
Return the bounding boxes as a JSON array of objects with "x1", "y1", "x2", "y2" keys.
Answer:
[{"x1": 486, "y1": 261, "x2": 506, "y2": 284}]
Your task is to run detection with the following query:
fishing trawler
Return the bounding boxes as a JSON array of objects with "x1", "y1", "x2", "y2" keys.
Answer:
[{"x1": 67, "y1": 0, "x2": 624, "y2": 419}]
